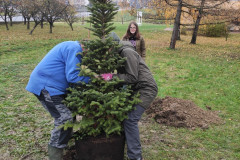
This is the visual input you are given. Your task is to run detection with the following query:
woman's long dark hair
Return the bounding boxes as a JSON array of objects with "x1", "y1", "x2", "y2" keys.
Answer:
[{"x1": 123, "y1": 21, "x2": 141, "y2": 40}]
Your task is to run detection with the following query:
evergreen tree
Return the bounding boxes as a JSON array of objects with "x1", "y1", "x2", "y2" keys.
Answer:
[{"x1": 64, "y1": 0, "x2": 140, "y2": 139}]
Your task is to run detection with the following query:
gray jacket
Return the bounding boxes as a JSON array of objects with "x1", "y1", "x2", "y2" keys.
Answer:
[{"x1": 115, "y1": 41, "x2": 158, "y2": 109}]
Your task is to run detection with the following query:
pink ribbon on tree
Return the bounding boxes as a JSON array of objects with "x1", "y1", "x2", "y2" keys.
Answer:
[{"x1": 101, "y1": 73, "x2": 113, "y2": 81}]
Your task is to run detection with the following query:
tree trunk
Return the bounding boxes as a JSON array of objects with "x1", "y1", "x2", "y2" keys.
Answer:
[
  {"x1": 29, "y1": 22, "x2": 40, "y2": 35},
  {"x1": 170, "y1": 0, "x2": 182, "y2": 49},
  {"x1": 121, "y1": 17, "x2": 123, "y2": 24},
  {"x1": 190, "y1": 0, "x2": 205, "y2": 44},
  {"x1": 190, "y1": 16, "x2": 201, "y2": 44},
  {"x1": 4, "y1": 19, "x2": 9, "y2": 30},
  {"x1": 9, "y1": 16, "x2": 13, "y2": 26},
  {"x1": 70, "y1": 23, "x2": 73, "y2": 31},
  {"x1": 49, "y1": 22, "x2": 53, "y2": 33},
  {"x1": 4, "y1": 9, "x2": 9, "y2": 30},
  {"x1": 41, "y1": 19, "x2": 44, "y2": 28},
  {"x1": 177, "y1": 25, "x2": 181, "y2": 40},
  {"x1": 23, "y1": 16, "x2": 26, "y2": 25},
  {"x1": 27, "y1": 18, "x2": 30, "y2": 29}
]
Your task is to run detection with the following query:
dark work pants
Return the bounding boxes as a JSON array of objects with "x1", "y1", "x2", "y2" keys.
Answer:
[
  {"x1": 123, "y1": 104, "x2": 145, "y2": 159},
  {"x1": 35, "y1": 89, "x2": 73, "y2": 149}
]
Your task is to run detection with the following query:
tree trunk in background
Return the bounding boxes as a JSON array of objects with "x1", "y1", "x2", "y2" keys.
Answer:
[
  {"x1": 190, "y1": 16, "x2": 201, "y2": 44},
  {"x1": 27, "y1": 18, "x2": 30, "y2": 29},
  {"x1": 41, "y1": 18, "x2": 44, "y2": 28},
  {"x1": 4, "y1": 12, "x2": 9, "y2": 30},
  {"x1": 190, "y1": 0, "x2": 205, "y2": 44},
  {"x1": 177, "y1": 25, "x2": 181, "y2": 40},
  {"x1": 4, "y1": 19, "x2": 9, "y2": 30},
  {"x1": 170, "y1": 0, "x2": 182, "y2": 49},
  {"x1": 70, "y1": 23, "x2": 73, "y2": 31},
  {"x1": 49, "y1": 22, "x2": 53, "y2": 33},
  {"x1": 23, "y1": 16, "x2": 26, "y2": 25},
  {"x1": 29, "y1": 22, "x2": 40, "y2": 35},
  {"x1": 9, "y1": 16, "x2": 13, "y2": 26},
  {"x1": 3, "y1": 8, "x2": 9, "y2": 30}
]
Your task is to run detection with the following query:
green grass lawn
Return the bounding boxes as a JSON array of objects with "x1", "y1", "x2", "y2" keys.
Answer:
[{"x1": 0, "y1": 22, "x2": 239, "y2": 160}]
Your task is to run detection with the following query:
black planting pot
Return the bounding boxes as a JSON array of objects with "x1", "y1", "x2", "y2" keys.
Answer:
[{"x1": 75, "y1": 134, "x2": 125, "y2": 160}]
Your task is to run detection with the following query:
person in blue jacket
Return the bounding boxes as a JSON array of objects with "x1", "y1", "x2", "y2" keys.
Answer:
[{"x1": 26, "y1": 41, "x2": 90, "y2": 160}]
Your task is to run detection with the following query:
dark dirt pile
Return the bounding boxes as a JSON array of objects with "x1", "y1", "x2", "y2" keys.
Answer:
[{"x1": 146, "y1": 96, "x2": 223, "y2": 129}]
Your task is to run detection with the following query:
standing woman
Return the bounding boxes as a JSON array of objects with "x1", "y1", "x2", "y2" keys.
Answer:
[{"x1": 122, "y1": 21, "x2": 146, "y2": 61}]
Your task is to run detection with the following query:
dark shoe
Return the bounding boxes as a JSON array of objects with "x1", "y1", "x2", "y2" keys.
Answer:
[{"x1": 48, "y1": 144, "x2": 63, "y2": 160}]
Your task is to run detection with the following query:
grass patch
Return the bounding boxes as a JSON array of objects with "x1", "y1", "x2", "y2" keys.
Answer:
[{"x1": 0, "y1": 22, "x2": 239, "y2": 160}]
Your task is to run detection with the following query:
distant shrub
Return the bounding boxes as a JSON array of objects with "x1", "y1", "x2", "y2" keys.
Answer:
[
  {"x1": 180, "y1": 26, "x2": 187, "y2": 35},
  {"x1": 200, "y1": 23, "x2": 228, "y2": 37},
  {"x1": 198, "y1": 25, "x2": 207, "y2": 36},
  {"x1": 142, "y1": 12, "x2": 156, "y2": 19},
  {"x1": 143, "y1": 19, "x2": 166, "y2": 24}
]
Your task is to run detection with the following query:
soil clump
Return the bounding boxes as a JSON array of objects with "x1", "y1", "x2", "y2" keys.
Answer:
[{"x1": 146, "y1": 96, "x2": 223, "y2": 129}]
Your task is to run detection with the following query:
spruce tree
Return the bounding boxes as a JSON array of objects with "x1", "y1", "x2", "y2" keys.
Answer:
[{"x1": 64, "y1": 0, "x2": 140, "y2": 139}]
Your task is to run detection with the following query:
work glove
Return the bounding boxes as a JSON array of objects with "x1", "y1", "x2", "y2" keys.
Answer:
[{"x1": 101, "y1": 73, "x2": 113, "y2": 81}]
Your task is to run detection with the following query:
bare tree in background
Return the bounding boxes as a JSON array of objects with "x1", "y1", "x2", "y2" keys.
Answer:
[
  {"x1": 7, "y1": 0, "x2": 17, "y2": 26},
  {"x1": 0, "y1": 0, "x2": 12, "y2": 30},
  {"x1": 18, "y1": 0, "x2": 28, "y2": 25},
  {"x1": 164, "y1": 0, "x2": 231, "y2": 49},
  {"x1": 41, "y1": 0, "x2": 69, "y2": 33},
  {"x1": 17, "y1": 0, "x2": 35, "y2": 30},
  {"x1": 189, "y1": 0, "x2": 229, "y2": 44},
  {"x1": 118, "y1": 0, "x2": 130, "y2": 24},
  {"x1": 164, "y1": 0, "x2": 183, "y2": 49},
  {"x1": 62, "y1": 5, "x2": 78, "y2": 31},
  {"x1": 29, "y1": 0, "x2": 44, "y2": 34}
]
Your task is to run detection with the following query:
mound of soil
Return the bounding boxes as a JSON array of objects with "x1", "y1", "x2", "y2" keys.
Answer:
[{"x1": 146, "y1": 96, "x2": 223, "y2": 129}]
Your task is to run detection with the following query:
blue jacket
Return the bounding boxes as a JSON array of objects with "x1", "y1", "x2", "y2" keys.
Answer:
[{"x1": 26, "y1": 41, "x2": 90, "y2": 96}]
